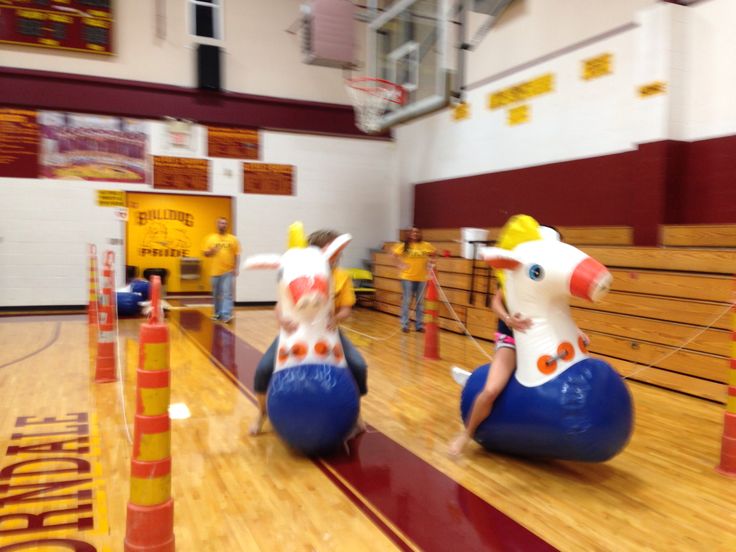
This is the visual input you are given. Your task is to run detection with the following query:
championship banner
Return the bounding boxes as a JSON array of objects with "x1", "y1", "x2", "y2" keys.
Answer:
[
  {"x1": 39, "y1": 111, "x2": 148, "y2": 182},
  {"x1": 153, "y1": 157, "x2": 209, "y2": 192},
  {"x1": 0, "y1": 1, "x2": 113, "y2": 55},
  {"x1": 207, "y1": 126, "x2": 260, "y2": 159},
  {"x1": 0, "y1": 108, "x2": 39, "y2": 178},
  {"x1": 126, "y1": 193, "x2": 231, "y2": 293},
  {"x1": 243, "y1": 163, "x2": 294, "y2": 196}
]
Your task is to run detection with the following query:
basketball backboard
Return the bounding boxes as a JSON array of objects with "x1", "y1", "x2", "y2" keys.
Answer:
[{"x1": 366, "y1": 0, "x2": 455, "y2": 130}]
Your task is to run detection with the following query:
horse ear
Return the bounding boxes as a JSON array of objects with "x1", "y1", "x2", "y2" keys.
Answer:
[
  {"x1": 323, "y1": 234, "x2": 352, "y2": 264},
  {"x1": 480, "y1": 247, "x2": 522, "y2": 270},
  {"x1": 243, "y1": 254, "x2": 281, "y2": 270}
]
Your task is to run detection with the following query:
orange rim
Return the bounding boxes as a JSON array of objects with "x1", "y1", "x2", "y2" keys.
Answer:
[{"x1": 346, "y1": 77, "x2": 407, "y2": 105}]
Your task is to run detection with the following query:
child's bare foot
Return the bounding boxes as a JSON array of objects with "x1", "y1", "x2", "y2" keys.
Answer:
[
  {"x1": 346, "y1": 416, "x2": 367, "y2": 440},
  {"x1": 249, "y1": 414, "x2": 266, "y2": 436},
  {"x1": 449, "y1": 433, "x2": 470, "y2": 458}
]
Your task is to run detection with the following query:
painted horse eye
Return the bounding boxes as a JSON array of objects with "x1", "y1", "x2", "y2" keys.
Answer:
[{"x1": 528, "y1": 264, "x2": 545, "y2": 281}]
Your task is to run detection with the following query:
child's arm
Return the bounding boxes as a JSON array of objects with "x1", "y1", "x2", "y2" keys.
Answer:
[
  {"x1": 274, "y1": 304, "x2": 298, "y2": 333},
  {"x1": 492, "y1": 289, "x2": 532, "y2": 332},
  {"x1": 328, "y1": 306, "x2": 352, "y2": 331}
]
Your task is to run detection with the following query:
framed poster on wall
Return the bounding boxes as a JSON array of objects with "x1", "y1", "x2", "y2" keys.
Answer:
[{"x1": 0, "y1": 1, "x2": 114, "y2": 54}]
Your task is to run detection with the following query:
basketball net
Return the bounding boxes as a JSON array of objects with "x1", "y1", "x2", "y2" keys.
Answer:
[{"x1": 345, "y1": 77, "x2": 406, "y2": 134}]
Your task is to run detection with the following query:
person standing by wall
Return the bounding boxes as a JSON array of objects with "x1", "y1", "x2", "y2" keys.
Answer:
[
  {"x1": 392, "y1": 227, "x2": 436, "y2": 333},
  {"x1": 203, "y1": 216, "x2": 241, "y2": 323}
]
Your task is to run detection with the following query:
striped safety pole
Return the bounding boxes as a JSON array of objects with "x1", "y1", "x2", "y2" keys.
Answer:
[
  {"x1": 88, "y1": 244, "x2": 99, "y2": 327},
  {"x1": 125, "y1": 276, "x2": 175, "y2": 551},
  {"x1": 95, "y1": 250, "x2": 118, "y2": 383},
  {"x1": 424, "y1": 268, "x2": 441, "y2": 360},
  {"x1": 716, "y1": 279, "x2": 736, "y2": 477},
  {"x1": 88, "y1": 244, "x2": 100, "y2": 368}
]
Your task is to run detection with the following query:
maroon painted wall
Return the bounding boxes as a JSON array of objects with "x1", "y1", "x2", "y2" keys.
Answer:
[
  {"x1": 0, "y1": 67, "x2": 380, "y2": 139},
  {"x1": 678, "y1": 134, "x2": 736, "y2": 224},
  {"x1": 414, "y1": 138, "x2": 735, "y2": 245}
]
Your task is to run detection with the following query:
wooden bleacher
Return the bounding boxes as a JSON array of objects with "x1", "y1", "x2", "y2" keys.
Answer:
[{"x1": 374, "y1": 224, "x2": 736, "y2": 403}]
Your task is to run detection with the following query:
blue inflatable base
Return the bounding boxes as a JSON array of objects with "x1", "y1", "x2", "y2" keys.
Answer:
[
  {"x1": 130, "y1": 279, "x2": 150, "y2": 301},
  {"x1": 460, "y1": 358, "x2": 633, "y2": 462},
  {"x1": 116, "y1": 291, "x2": 143, "y2": 317},
  {"x1": 267, "y1": 363, "x2": 360, "y2": 456}
]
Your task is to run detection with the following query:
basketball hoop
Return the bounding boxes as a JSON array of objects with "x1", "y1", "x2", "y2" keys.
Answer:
[{"x1": 345, "y1": 77, "x2": 406, "y2": 134}]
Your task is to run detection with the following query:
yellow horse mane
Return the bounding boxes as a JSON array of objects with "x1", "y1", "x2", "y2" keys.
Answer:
[
  {"x1": 287, "y1": 221, "x2": 307, "y2": 249},
  {"x1": 495, "y1": 214, "x2": 542, "y2": 291}
]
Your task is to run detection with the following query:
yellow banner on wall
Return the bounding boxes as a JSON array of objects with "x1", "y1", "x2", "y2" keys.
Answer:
[
  {"x1": 638, "y1": 81, "x2": 667, "y2": 98},
  {"x1": 97, "y1": 190, "x2": 126, "y2": 207},
  {"x1": 489, "y1": 73, "x2": 554, "y2": 110},
  {"x1": 126, "y1": 192, "x2": 232, "y2": 293},
  {"x1": 508, "y1": 104, "x2": 530, "y2": 126},
  {"x1": 582, "y1": 53, "x2": 613, "y2": 81}
]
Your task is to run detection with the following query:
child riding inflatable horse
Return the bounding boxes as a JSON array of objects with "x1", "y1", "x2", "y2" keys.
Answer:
[
  {"x1": 244, "y1": 225, "x2": 360, "y2": 455},
  {"x1": 456, "y1": 216, "x2": 633, "y2": 461}
]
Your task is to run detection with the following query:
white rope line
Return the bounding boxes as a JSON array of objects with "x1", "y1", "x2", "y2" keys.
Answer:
[
  {"x1": 114, "y1": 291, "x2": 134, "y2": 446},
  {"x1": 431, "y1": 271, "x2": 493, "y2": 362},
  {"x1": 621, "y1": 300, "x2": 735, "y2": 381},
  {"x1": 340, "y1": 324, "x2": 402, "y2": 342}
]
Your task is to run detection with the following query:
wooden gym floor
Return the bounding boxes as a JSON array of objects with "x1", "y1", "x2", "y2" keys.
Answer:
[{"x1": 0, "y1": 307, "x2": 733, "y2": 551}]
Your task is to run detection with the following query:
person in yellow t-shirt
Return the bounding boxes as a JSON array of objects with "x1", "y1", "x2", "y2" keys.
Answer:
[
  {"x1": 250, "y1": 229, "x2": 368, "y2": 437},
  {"x1": 392, "y1": 227, "x2": 436, "y2": 333},
  {"x1": 203, "y1": 217, "x2": 241, "y2": 323}
]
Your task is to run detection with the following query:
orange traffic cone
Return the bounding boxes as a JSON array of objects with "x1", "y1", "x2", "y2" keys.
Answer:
[
  {"x1": 125, "y1": 276, "x2": 175, "y2": 552},
  {"x1": 88, "y1": 244, "x2": 100, "y2": 367},
  {"x1": 716, "y1": 289, "x2": 736, "y2": 477},
  {"x1": 95, "y1": 251, "x2": 118, "y2": 383},
  {"x1": 424, "y1": 269, "x2": 441, "y2": 360},
  {"x1": 88, "y1": 244, "x2": 99, "y2": 327}
]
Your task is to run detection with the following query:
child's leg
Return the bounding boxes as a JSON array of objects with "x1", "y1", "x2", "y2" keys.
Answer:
[
  {"x1": 449, "y1": 347, "x2": 516, "y2": 456},
  {"x1": 250, "y1": 336, "x2": 278, "y2": 435},
  {"x1": 339, "y1": 330, "x2": 368, "y2": 436},
  {"x1": 339, "y1": 330, "x2": 367, "y2": 395}
]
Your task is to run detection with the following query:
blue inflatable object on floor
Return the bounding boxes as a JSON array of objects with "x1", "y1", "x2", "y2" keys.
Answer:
[
  {"x1": 460, "y1": 358, "x2": 633, "y2": 462},
  {"x1": 129, "y1": 279, "x2": 150, "y2": 301},
  {"x1": 116, "y1": 291, "x2": 143, "y2": 317},
  {"x1": 267, "y1": 363, "x2": 359, "y2": 456}
]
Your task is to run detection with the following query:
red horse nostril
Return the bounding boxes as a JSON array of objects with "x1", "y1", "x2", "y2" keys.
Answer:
[
  {"x1": 570, "y1": 257, "x2": 610, "y2": 301},
  {"x1": 289, "y1": 275, "x2": 328, "y2": 304}
]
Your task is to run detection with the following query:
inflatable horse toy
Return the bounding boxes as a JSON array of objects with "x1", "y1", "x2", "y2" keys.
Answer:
[
  {"x1": 244, "y1": 226, "x2": 359, "y2": 455},
  {"x1": 456, "y1": 216, "x2": 633, "y2": 461}
]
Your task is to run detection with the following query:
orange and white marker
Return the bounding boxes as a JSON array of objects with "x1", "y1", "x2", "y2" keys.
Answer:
[
  {"x1": 125, "y1": 276, "x2": 175, "y2": 552},
  {"x1": 95, "y1": 251, "x2": 117, "y2": 383}
]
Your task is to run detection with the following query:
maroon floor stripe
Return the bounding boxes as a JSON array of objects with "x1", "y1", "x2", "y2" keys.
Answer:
[{"x1": 174, "y1": 311, "x2": 556, "y2": 552}]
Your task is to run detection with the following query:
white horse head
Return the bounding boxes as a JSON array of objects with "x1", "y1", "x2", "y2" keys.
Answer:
[
  {"x1": 480, "y1": 222, "x2": 612, "y2": 387},
  {"x1": 244, "y1": 233, "x2": 352, "y2": 371}
]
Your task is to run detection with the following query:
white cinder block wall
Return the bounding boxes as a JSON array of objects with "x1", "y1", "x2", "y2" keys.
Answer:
[
  {"x1": 393, "y1": 0, "x2": 736, "y2": 227},
  {"x1": 0, "y1": 127, "x2": 397, "y2": 306},
  {"x1": 237, "y1": 132, "x2": 397, "y2": 302}
]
